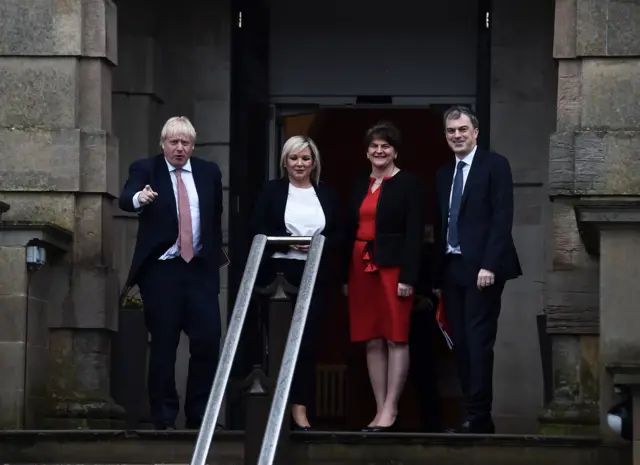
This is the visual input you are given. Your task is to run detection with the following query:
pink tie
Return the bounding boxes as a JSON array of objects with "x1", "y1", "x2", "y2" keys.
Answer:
[{"x1": 175, "y1": 169, "x2": 194, "y2": 262}]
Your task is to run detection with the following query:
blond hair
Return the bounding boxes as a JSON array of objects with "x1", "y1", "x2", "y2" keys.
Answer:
[
  {"x1": 279, "y1": 136, "x2": 322, "y2": 184},
  {"x1": 159, "y1": 116, "x2": 197, "y2": 147}
]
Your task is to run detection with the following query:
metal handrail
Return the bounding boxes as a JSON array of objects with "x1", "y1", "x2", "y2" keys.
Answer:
[
  {"x1": 189, "y1": 234, "x2": 324, "y2": 465},
  {"x1": 257, "y1": 233, "x2": 325, "y2": 465}
]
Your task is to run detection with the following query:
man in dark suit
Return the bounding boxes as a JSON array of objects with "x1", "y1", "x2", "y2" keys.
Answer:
[
  {"x1": 119, "y1": 116, "x2": 224, "y2": 430},
  {"x1": 433, "y1": 106, "x2": 522, "y2": 434}
]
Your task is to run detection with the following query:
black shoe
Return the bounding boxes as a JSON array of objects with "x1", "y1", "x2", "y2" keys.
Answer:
[
  {"x1": 446, "y1": 418, "x2": 495, "y2": 434},
  {"x1": 292, "y1": 422, "x2": 311, "y2": 431},
  {"x1": 361, "y1": 422, "x2": 397, "y2": 433}
]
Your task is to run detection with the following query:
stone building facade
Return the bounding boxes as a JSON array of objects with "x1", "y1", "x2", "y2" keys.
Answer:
[{"x1": 0, "y1": 0, "x2": 638, "y2": 438}]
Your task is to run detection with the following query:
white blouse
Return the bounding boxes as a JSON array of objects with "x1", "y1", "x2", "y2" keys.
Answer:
[{"x1": 272, "y1": 184, "x2": 326, "y2": 261}]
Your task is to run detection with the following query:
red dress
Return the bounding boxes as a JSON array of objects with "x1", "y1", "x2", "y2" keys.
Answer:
[{"x1": 348, "y1": 178, "x2": 414, "y2": 343}]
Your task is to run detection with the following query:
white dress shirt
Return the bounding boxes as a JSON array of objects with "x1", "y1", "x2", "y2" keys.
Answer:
[
  {"x1": 447, "y1": 145, "x2": 477, "y2": 255},
  {"x1": 272, "y1": 184, "x2": 326, "y2": 261},
  {"x1": 132, "y1": 158, "x2": 202, "y2": 260}
]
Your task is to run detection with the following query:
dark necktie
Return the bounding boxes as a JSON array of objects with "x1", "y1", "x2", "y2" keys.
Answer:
[{"x1": 447, "y1": 160, "x2": 466, "y2": 248}]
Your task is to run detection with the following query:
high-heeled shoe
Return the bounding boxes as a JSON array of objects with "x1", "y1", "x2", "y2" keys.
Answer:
[
  {"x1": 291, "y1": 422, "x2": 312, "y2": 431},
  {"x1": 361, "y1": 421, "x2": 397, "y2": 432}
]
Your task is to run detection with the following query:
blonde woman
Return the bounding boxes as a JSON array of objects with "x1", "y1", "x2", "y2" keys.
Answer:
[{"x1": 251, "y1": 135, "x2": 341, "y2": 430}]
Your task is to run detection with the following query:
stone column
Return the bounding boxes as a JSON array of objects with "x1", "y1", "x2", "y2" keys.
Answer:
[
  {"x1": 0, "y1": 205, "x2": 73, "y2": 428},
  {"x1": 541, "y1": 0, "x2": 640, "y2": 434},
  {"x1": 0, "y1": 0, "x2": 124, "y2": 427}
]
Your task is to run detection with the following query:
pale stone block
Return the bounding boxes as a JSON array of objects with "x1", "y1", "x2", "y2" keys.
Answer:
[
  {"x1": 549, "y1": 132, "x2": 575, "y2": 195},
  {"x1": 551, "y1": 199, "x2": 594, "y2": 268},
  {"x1": 576, "y1": 0, "x2": 607, "y2": 56},
  {"x1": 78, "y1": 59, "x2": 113, "y2": 132},
  {"x1": 556, "y1": 60, "x2": 583, "y2": 131},
  {"x1": 0, "y1": 194, "x2": 75, "y2": 232},
  {"x1": 0, "y1": 128, "x2": 81, "y2": 192},
  {"x1": 581, "y1": 59, "x2": 640, "y2": 130},
  {"x1": 574, "y1": 131, "x2": 640, "y2": 195},
  {"x1": 0, "y1": 0, "x2": 116, "y2": 63},
  {"x1": 80, "y1": 130, "x2": 119, "y2": 197},
  {"x1": 195, "y1": 145, "x2": 230, "y2": 188},
  {"x1": 0, "y1": 57, "x2": 78, "y2": 128},
  {"x1": 0, "y1": 0, "x2": 82, "y2": 56},
  {"x1": 82, "y1": 0, "x2": 118, "y2": 64},
  {"x1": 0, "y1": 248, "x2": 27, "y2": 297},
  {"x1": 600, "y1": 229, "x2": 640, "y2": 362},
  {"x1": 73, "y1": 195, "x2": 112, "y2": 265},
  {"x1": 0, "y1": 296, "x2": 27, "y2": 342},
  {"x1": 553, "y1": 0, "x2": 577, "y2": 58},
  {"x1": 607, "y1": 0, "x2": 640, "y2": 56},
  {"x1": 0, "y1": 342, "x2": 26, "y2": 428}
]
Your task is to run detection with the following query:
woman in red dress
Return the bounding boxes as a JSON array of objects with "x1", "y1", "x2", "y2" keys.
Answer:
[{"x1": 343, "y1": 121, "x2": 425, "y2": 431}]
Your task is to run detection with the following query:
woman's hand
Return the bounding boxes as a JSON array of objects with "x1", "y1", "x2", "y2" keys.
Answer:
[{"x1": 398, "y1": 283, "x2": 413, "y2": 298}]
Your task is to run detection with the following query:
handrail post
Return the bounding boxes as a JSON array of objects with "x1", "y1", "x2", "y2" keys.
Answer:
[
  {"x1": 245, "y1": 273, "x2": 299, "y2": 465},
  {"x1": 189, "y1": 234, "x2": 268, "y2": 465},
  {"x1": 257, "y1": 234, "x2": 326, "y2": 465}
]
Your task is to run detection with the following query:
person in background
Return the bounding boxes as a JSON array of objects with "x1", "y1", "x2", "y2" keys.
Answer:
[
  {"x1": 433, "y1": 106, "x2": 522, "y2": 434},
  {"x1": 342, "y1": 121, "x2": 425, "y2": 432},
  {"x1": 251, "y1": 135, "x2": 341, "y2": 430},
  {"x1": 119, "y1": 116, "x2": 224, "y2": 430}
]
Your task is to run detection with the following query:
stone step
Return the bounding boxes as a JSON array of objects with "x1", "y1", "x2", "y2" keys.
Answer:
[{"x1": 0, "y1": 430, "x2": 631, "y2": 465}]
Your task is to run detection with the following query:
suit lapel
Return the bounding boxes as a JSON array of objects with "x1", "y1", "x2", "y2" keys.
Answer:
[
  {"x1": 154, "y1": 156, "x2": 178, "y2": 225},
  {"x1": 460, "y1": 149, "x2": 484, "y2": 212}
]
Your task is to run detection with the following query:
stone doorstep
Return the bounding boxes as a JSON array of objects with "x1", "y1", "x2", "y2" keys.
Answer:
[{"x1": 0, "y1": 430, "x2": 631, "y2": 465}]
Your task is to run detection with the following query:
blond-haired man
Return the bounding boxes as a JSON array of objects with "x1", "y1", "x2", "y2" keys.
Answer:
[{"x1": 119, "y1": 116, "x2": 223, "y2": 430}]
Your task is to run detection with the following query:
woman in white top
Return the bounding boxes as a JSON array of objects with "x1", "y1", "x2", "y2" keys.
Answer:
[{"x1": 251, "y1": 135, "x2": 341, "y2": 430}]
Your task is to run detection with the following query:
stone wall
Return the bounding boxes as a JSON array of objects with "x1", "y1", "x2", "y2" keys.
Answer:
[
  {"x1": 542, "y1": 0, "x2": 640, "y2": 435},
  {"x1": 0, "y1": 0, "x2": 123, "y2": 427}
]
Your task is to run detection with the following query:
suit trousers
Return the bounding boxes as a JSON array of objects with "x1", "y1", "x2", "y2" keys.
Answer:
[
  {"x1": 442, "y1": 254, "x2": 504, "y2": 421},
  {"x1": 139, "y1": 256, "x2": 221, "y2": 428},
  {"x1": 257, "y1": 257, "x2": 327, "y2": 408}
]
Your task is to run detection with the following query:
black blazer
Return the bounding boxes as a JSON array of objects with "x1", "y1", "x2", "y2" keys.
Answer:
[
  {"x1": 250, "y1": 178, "x2": 342, "y2": 278},
  {"x1": 119, "y1": 154, "x2": 224, "y2": 290},
  {"x1": 433, "y1": 148, "x2": 522, "y2": 287},
  {"x1": 342, "y1": 170, "x2": 425, "y2": 286}
]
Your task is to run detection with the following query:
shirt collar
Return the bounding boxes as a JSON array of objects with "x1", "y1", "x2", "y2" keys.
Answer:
[
  {"x1": 455, "y1": 145, "x2": 477, "y2": 167},
  {"x1": 165, "y1": 157, "x2": 192, "y2": 173}
]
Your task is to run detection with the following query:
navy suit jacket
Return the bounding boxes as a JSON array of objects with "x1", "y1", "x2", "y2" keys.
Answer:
[
  {"x1": 119, "y1": 154, "x2": 223, "y2": 291},
  {"x1": 433, "y1": 148, "x2": 522, "y2": 287}
]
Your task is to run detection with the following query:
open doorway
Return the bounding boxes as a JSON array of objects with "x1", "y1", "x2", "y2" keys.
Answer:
[{"x1": 279, "y1": 107, "x2": 464, "y2": 431}]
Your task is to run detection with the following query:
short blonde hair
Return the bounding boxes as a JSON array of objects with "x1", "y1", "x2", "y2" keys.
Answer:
[
  {"x1": 279, "y1": 136, "x2": 322, "y2": 184},
  {"x1": 159, "y1": 116, "x2": 197, "y2": 147}
]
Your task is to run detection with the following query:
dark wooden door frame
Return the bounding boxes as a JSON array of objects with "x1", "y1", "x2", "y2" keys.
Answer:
[
  {"x1": 227, "y1": 0, "x2": 271, "y2": 429},
  {"x1": 476, "y1": 0, "x2": 492, "y2": 150}
]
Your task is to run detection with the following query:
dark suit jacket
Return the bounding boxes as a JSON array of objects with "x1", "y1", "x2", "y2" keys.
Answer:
[
  {"x1": 433, "y1": 148, "x2": 522, "y2": 288},
  {"x1": 250, "y1": 178, "x2": 342, "y2": 280},
  {"x1": 342, "y1": 170, "x2": 425, "y2": 287},
  {"x1": 119, "y1": 154, "x2": 224, "y2": 291}
]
